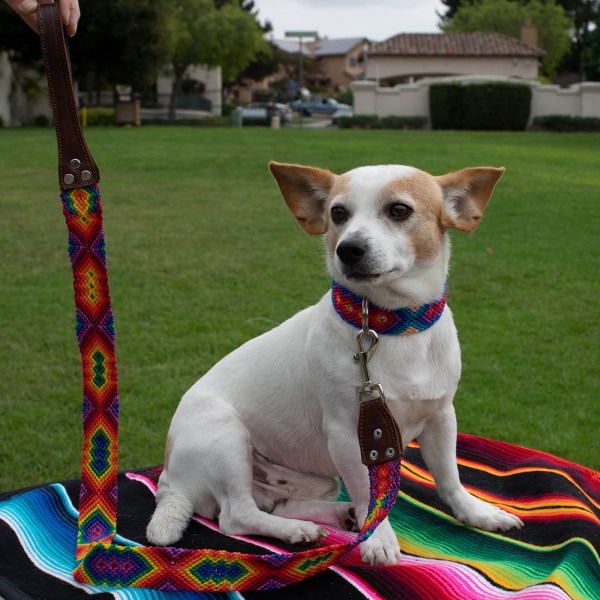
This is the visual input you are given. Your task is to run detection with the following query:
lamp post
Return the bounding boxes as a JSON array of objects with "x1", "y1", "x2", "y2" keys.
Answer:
[{"x1": 285, "y1": 30, "x2": 318, "y2": 106}]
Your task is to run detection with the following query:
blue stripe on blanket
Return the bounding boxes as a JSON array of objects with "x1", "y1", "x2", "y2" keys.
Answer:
[{"x1": 0, "y1": 484, "x2": 242, "y2": 600}]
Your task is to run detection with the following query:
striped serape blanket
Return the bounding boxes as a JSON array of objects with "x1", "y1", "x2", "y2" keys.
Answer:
[{"x1": 1, "y1": 432, "x2": 598, "y2": 600}]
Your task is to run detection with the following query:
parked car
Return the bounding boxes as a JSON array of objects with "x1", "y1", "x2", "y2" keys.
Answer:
[
  {"x1": 290, "y1": 96, "x2": 351, "y2": 117},
  {"x1": 331, "y1": 105, "x2": 354, "y2": 123},
  {"x1": 240, "y1": 102, "x2": 292, "y2": 125}
]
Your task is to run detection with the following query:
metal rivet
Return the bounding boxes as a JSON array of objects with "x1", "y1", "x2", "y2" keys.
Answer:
[
  {"x1": 63, "y1": 173, "x2": 75, "y2": 185},
  {"x1": 81, "y1": 170, "x2": 92, "y2": 181},
  {"x1": 386, "y1": 447, "x2": 395, "y2": 458},
  {"x1": 369, "y1": 450, "x2": 379, "y2": 461},
  {"x1": 70, "y1": 158, "x2": 81, "y2": 169},
  {"x1": 373, "y1": 428, "x2": 383, "y2": 439}
]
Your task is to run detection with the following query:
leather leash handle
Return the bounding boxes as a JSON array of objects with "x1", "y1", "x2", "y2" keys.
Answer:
[{"x1": 37, "y1": 0, "x2": 99, "y2": 189}]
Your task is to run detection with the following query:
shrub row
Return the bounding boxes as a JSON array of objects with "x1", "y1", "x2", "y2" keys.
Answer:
[
  {"x1": 141, "y1": 117, "x2": 230, "y2": 127},
  {"x1": 83, "y1": 107, "x2": 116, "y2": 126},
  {"x1": 335, "y1": 115, "x2": 427, "y2": 130},
  {"x1": 532, "y1": 115, "x2": 600, "y2": 132},
  {"x1": 430, "y1": 82, "x2": 531, "y2": 131}
]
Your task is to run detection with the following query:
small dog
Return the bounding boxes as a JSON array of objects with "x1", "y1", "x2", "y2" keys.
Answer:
[{"x1": 147, "y1": 161, "x2": 523, "y2": 565}]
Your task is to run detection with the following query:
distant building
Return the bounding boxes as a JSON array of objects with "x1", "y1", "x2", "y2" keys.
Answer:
[
  {"x1": 271, "y1": 37, "x2": 367, "y2": 90},
  {"x1": 309, "y1": 38, "x2": 367, "y2": 89},
  {"x1": 366, "y1": 32, "x2": 545, "y2": 83}
]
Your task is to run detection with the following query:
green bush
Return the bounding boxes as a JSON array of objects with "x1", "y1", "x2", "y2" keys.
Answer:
[
  {"x1": 429, "y1": 83, "x2": 466, "y2": 129},
  {"x1": 347, "y1": 115, "x2": 382, "y2": 129},
  {"x1": 32, "y1": 115, "x2": 51, "y2": 127},
  {"x1": 532, "y1": 115, "x2": 600, "y2": 132},
  {"x1": 380, "y1": 116, "x2": 428, "y2": 130},
  {"x1": 335, "y1": 88, "x2": 353, "y2": 106},
  {"x1": 430, "y1": 82, "x2": 531, "y2": 131},
  {"x1": 140, "y1": 117, "x2": 230, "y2": 127},
  {"x1": 252, "y1": 89, "x2": 275, "y2": 103},
  {"x1": 336, "y1": 115, "x2": 427, "y2": 130},
  {"x1": 84, "y1": 107, "x2": 115, "y2": 127}
]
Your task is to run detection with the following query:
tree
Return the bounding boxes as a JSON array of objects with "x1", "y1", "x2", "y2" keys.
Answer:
[
  {"x1": 582, "y1": 8, "x2": 600, "y2": 79},
  {"x1": 441, "y1": 0, "x2": 574, "y2": 78},
  {"x1": 0, "y1": 4, "x2": 43, "y2": 125},
  {"x1": 439, "y1": 1, "x2": 599, "y2": 79},
  {"x1": 438, "y1": 0, "x2": 463, "y2": 23},
  {"x1": 215, "y1": 0, "x2": 277, "y2": 83},
  {"x1": 69, "y1": 0, "x2": 172, "y2": 100},
  {"x1": 557, "y1": 0, "x2": 599, "y2": 79},
  {"x1": 213, "y1": 0, "x2": 272, "y2": 33},
  {"x1": 164, "y1": 0, "x2": 268, "y2": 120}
]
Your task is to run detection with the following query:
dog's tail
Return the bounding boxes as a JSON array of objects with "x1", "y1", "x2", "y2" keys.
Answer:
[{"x1": 146, "y1": 491, "x2": 194, "y2": 546}]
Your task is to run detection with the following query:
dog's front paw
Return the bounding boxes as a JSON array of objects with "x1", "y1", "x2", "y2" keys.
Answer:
[
  {"x1": 450, "y1": 492, "x2": 524, "y2": 532},
  {"x1": 360, "y1": 535, "x2": 401, "y2": 566},
  {"x1": 360, "y1": 523, "x2": 401, "y2": 566},
  {"x1": 286, "y1": 520, "x2": 328, "y2": 545}
]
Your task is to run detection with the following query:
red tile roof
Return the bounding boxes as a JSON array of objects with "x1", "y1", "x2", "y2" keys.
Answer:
[{"x1": 369, "y1": 32, "x2": 545, "y2": 58}]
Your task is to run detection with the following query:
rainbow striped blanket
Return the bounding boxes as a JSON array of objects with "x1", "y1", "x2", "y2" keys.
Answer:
[{"x1": 1, "y1": 433, "x2": 598, "y2": 599}]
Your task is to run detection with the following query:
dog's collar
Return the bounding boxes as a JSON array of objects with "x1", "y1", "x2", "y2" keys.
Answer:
[{"x1": 331, "y1": 281, "x2": 447, "y2": 335}]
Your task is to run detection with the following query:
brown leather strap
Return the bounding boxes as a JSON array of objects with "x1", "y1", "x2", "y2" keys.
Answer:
[
  {"x1": 37, "y1": 0, "x2": 99, "y2": 189},
  {"x1": 358, "y1": 397, "x2": 403, "y2": 466}
]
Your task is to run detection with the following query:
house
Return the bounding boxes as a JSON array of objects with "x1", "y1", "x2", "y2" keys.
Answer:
[
  {"x1": 308, "y1": 37, "x2": 367, "y2": 89},
  {"x1": 365, "y1": 32, "x2": 545, "y2": 83}
]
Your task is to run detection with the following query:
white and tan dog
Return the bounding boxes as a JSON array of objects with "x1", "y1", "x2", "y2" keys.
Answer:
[{"x1": 147, "y1": 161, "x2": 523, "y2": 565}]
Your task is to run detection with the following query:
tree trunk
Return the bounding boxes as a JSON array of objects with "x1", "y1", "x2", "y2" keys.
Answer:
[
  {"x1": 9, "y1": 59, "x2": 25, "y2": 127},
  {"x1": 168, "y1": 64, "x2": 188, "y2": 122}
]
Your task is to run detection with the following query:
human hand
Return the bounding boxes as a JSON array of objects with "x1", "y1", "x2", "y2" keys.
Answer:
[{"x1": 5, "y1": 0, "x2": 80, "y2": 36}]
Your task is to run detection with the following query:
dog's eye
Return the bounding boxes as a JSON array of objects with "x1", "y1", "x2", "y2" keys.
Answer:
[
  {"x1": 330, "y1": 205, "x2": 349, "y2": 225},
  {"x1": 389, "y1": 203, "x2": 413, "y2": 222}
]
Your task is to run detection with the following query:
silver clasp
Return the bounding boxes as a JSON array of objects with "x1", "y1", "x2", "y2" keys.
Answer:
[
  {"x1": 354, "y1": 296, "x2": 384, "y2": 403},
  {"x1": 354, "y1": 329, "x2": 379, "y2": 386}
]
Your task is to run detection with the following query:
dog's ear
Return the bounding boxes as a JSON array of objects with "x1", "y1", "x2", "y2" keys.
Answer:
[
  {"x1": 269, "y1": 161, "x2": 336, "y2": 235},
  {"x1": 437, "y1": 167, "x2": 505, "y2": 232}
]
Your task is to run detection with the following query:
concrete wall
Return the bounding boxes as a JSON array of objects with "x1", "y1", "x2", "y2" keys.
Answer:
[
  {"x1": 530, "y1": 81, "x2": 600, "y2": 119},
  {"x1": 353, "y1": 80, "x2": 429, "y2": 117},
  {"x1": 352, "y1": 76, "x2": 600, "y2": 124}
]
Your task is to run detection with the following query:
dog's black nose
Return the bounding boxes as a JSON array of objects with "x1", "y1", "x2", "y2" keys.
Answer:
[{"x1": 336, "y1": 239, "x2": 367, "y2": 266}]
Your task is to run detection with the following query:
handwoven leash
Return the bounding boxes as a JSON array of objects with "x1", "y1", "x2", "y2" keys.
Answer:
[{"x1": 37, "y1": 0, "x2": 402, "y2": 591}]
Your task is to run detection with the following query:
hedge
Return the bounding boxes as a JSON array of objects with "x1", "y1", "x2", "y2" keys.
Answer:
[
  {"x1": 430, "y1": 82, "x2": 531, "y2": 131},
  {"x1": 335, "y1": 115, "x2": 427, "y2": 130},
  {"x1": 532, "y1": 115, "x2": 600, "y2": 132},
  {"x1": 83, "y1": 107, "x2": 116, "y2": 126}
]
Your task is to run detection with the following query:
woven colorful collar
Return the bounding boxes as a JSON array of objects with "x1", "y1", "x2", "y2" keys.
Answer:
[{"x1": 332, "y1": 281, "x2": 448, "y2": 335}]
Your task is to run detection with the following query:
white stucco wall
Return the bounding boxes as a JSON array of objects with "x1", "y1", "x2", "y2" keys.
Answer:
[
  {"x1": 352, "y1": 77, "x2": 600, "y2": 124},
  {"x1": 531, "y1": 81, "x2": 600, "y2": 118},
  {"x1": 354, "y1": 80, "x2": 429, "y2": 117}
]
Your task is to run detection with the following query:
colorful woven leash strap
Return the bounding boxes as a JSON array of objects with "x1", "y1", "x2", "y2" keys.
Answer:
[{"x1": 38, "y1": 0, "x2": 402, "y2": 592}]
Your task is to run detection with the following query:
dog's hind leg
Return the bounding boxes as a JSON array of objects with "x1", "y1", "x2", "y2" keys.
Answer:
[
  {"x1": 149, "y1": 397, "x2": 328, "y2": 546},
  {"x1": 273, "y1": 500, "x2": 358, "y2": 531},
  {"x1": 146, "y1": 482, "x2": 194, "y2": 546},
  {"x1": 250, "y1": 453, "x2": 357, "y2": 531}
]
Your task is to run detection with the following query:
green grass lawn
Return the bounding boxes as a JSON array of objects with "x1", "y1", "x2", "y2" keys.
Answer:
[{"x1": 1, "y1": 127, "x2": 598, "y2": 491}]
